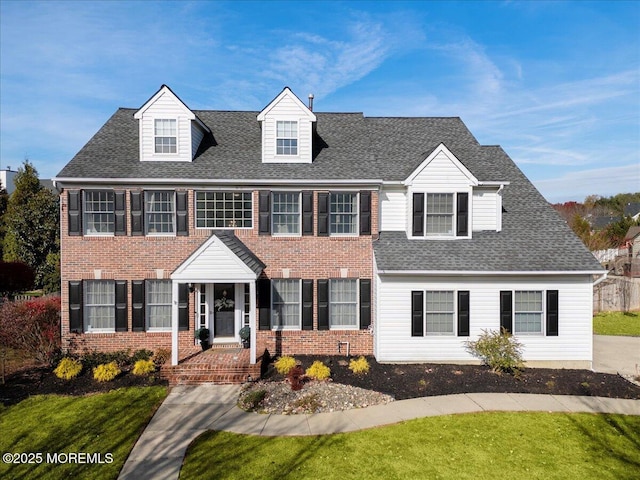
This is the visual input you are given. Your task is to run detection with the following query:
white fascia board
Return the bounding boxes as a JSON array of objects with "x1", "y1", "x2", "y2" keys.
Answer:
[
  {"x1": 53, "y1": 177, "x2": 384, "y2": 188},
  {"x1": 134, "y1": 85, "x2": 195, "y2": 120},
  {"x1": 477, "y1": 181, "x2": 511, "y2": 186},
  {"x1": 403, "y1": 143, "x2": 478, "y2": 187},
  {"x1": 376, "y1": 269, "x2": 606, "y2": 276},
  {"x1": 257, "y1": 87, "x2": 317, "y2": 122}
]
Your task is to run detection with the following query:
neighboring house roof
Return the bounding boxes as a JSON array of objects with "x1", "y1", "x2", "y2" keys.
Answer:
[
  {"x1": 624, "y1": 226, "x2": 640, "y2": 243},
  {"x1": 623, "y1": 202, "x2": 640, "y2": 218},
  {"x1": 591, "y1": 216, "x2": 620, "y2": 230}
]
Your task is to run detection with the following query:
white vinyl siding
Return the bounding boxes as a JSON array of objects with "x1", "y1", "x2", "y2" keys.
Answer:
[
  {"x1": 380, "y1": 188, "x2": 406, "y2": 231},
  {"x1": 376, "y1": 275, "x2": 593, "y2": 364},
  {"x1": 145, "y1": 191, "x2": 175, "y2": 235},
  {"x1": 272, "y1": 192, "x2": 301, "y2": 235},
  {"x1": 83, "y1": 190, "x2": 114, "y2": 235},
  {"x1": 196, "y1": 191, "x2": 253, "y2": 229},
  {"x1": 146, "y1": 280, "x2": 172, "y2": 331},
  {"x1": 191, "y1": 124, "x2": 205, "y2": 159},
  {"x1": 329, "y1": 279, "x2": 358, "y2": 329},
  {"x1": 272, "y1": 279, "x2": 301, "y2": 329},
  {"x1": 84, "y1": 281, "x2": 115, "y2": 332},
  {"x1": 473, "y1": 187, "x2": 498, "y2": 231},
  {"x1": 410, "y1": 150, "x2": 472, "y2": 191}
]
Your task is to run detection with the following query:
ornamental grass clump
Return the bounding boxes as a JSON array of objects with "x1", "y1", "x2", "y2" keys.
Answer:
[
  {"x1": 132, "y1": 359, "x2": 155, "y2": 376},
  {"x1": 53, "y1": 357, "x2": 82, "y2": 380},
  {"x1": 349, "y1": 356, "x2": 370, "y2": 375},
  {"x1": 305, "y1": 361, "x2": 331, "y2": 380},
  {"x1": 274, "y1": 355, "x2": 297, "y2": 375},
  {"x1": 465, "y1": 328, "x2": 524, "y2": 375},
  {"x1": 93, "y1": 361, "x2": 121, "y2": 382}
]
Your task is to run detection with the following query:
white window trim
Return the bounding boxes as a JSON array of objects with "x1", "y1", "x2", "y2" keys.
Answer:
[
  {"x1": 84, "y1": 280, "x2": 115, "y2": 333},
  {"x1": 145, "y1": 280, "x2": 172, "y2": 332},
  {"x1": 271, "y1": 278, "x2": 302, "y2": 330},
  {"x1": 153, "y1": 118, "x2": 178, "y2": 155},
  {"x1": 424, "y1": 290, "x2": 456, "y2": 336},
  {"x1": 145, "y1": 190, "x2": 176, "y2": 236},
  {"x1": 513, "y1": 290, "x2": 545, "y2": 336},
  {"x1": 271, "y1": 191, "x2": 302, "y2": 237},
  {"x1": 328, "y1": 278, "x2": 359, "y2": 330},
  {"x1": 275, "y1": 120, "x2": 299, "y2": 157},
  {"x1": 194, "y1": 190, "x2": 254, "y2": 230},
  {"x1": 329, "y1": 192, "x2": 359, "y2": 237},
  {"x1": 83, "y1": 190, "x2": 115, "y2": 237},
  {"x1": 409, "y1": 189, "x2": 472, "y2": 240}
]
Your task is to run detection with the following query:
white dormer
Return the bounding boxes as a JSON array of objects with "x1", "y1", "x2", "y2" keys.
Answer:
[
  {"x1": 257, "y1": 87, "x2": 316, "y2": 164},
  {"x1": 134, "y1": 85, "x2": 209, "y2": 162}
]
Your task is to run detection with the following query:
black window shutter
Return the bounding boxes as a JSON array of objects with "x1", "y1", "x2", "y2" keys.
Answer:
[
  {"x1": 412, "y1": 193, "x2": 424, "y2": 236},
  {"x1": 411, "y1": 291, "x2": 424, "y2": 337},
  {"x1": 456, "y1": 192, "x2": 469, "y2": 237},
  {"x1": 259, "y1": 191, "x2": 271, "y2": 235},
  {"x1": 130, "y1": 191, "x2": 144, "y2": 235},
  {"x1": 176, "y1": 191, "x2": 188, "y2": 236},
  {"x1": 114, "y1": 191, "x2": 126, "y2": 235},
  {"x1": 500, "y1": 291, "x2": 513, "y2": 334},
  {"x1": 317, "y1": 279, "x2": 329, "y2": 330},
  {"x1": 317, "y1": 193, "x2": 329, "y2": 237},
  {"x1": 302, "y1": 279, "x2": 314, "y2": 330},
  {"x1": 69, "y1": 281, "x2": 83, "y2": 333},
  {"x1": 457, "y1": 291, "x2": 470, "y2": 336},
  {"x1": 359, "y1": 191, "x2": 371, "y2": 235},
  {"x1": 132, "y1": 280, "x2": 145, "y2": 332},
  {"x1": 178, "y1": 283, "x2": 189, "y2": 331},
  {"x1": 258, "y1": 278, "x2": 271, "y2": 330},
  {"x1": 68, "y1": 190, "x2": 82, "y2": 236},
  {"x1": 302, "y1": 191, "x2": 314, "y2": 236},
  {"x1": 115, "y1": 280, "x2": 128, "y2": 332},
  {"x1": 359, "y1": 279, "x2": 371, "y2": 330},
  {"x1": 546, "y1": 290, "x2": 559, "y2": 336}
]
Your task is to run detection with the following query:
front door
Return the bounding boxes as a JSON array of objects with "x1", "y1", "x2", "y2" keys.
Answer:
[{"x1": 212, "y1": 283, "x2": 235, "y2": 338}]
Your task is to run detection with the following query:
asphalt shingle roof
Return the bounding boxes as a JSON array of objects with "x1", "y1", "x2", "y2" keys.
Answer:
[
  {"x1": 56, "y1": 105, "x2": 604, "y2": 273},
  {"x1": 213, "y1": 230, "x2": 265, "y2": 276}
]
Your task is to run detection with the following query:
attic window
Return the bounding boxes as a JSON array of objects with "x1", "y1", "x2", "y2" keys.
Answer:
[
  {"x1": 154, "y1": 119, "x2": 177, "y2": 154},
  {"x1": 276, "y1": 121, "x2": 298, "y2": 155}
]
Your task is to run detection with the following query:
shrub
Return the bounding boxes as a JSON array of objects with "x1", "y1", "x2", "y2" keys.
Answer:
[
  {"x1": 287, "y1": 365, "x2": 305, "y2": 391},
  {"x1": 349, "y1": 356, "x2": 370, "y2": 375},
  {"x1": 465, "y1": 328, "x2": 524, "y2": 374},
  {"x1": 93, "y1": 361, "x2": 121, "y2": 382},
  {"x1": 153, "y1": 348, "x2": 171, "y2": 366},
  {"x1": 274, "y1": 355, "x2": 297, "y2": 375},
  {"x1": 305, "y1": 361, "x2": 331, "y2": 380},
  {"x1": 131, "y1": 349, "x2": 153, "y2": 362},
  {"x1": 53, "y1": 357, "x2": 82, "y2": 380},
  {"x1": 132, "y1": 359, "x2": 155, "y2": 376},
  {"x1": 240, "y1": 389, "x2": 267, "y2": 410},
  {"x1": 82, "y1": 350, "x2": 131, "y2": 370}
]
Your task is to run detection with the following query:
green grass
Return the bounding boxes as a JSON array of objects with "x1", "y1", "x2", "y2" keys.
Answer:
[
  {"x1": 0, "y1": 386, "x2": 167, "y2": 480},
  {"x1": 182, "y1": 412, "x2": 640, "y2": 480},
  {"x1": 594, "y1": 311, "x2": 640, "y2": 336}
]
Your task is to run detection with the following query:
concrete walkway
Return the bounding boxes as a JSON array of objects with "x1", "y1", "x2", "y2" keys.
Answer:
[
  {"x1": 118, "y1": 384, "x2": 640, "y2": 480},
  {"x1": 593, "y1": 334, "x2": 640, "y2": 377}
]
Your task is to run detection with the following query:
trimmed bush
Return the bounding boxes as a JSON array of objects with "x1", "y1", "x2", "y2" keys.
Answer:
[
  {"x1": 349, "y1": 356, "x2": 370, "y2": 375},
  {"x1": 274, "y1": 356, "x2": 297, "y2": 375},
  {"x1": 132, "y1": 359, "x2": 155, "y2": 376},
  {"x1": 131, "y1": 349, "x2": 153, "y2": 362},
  {"x1": 305, "y1": 361, "x2": 331, "y2": 380},
  {"x1": 153, "y1": 348, "x2": 171, "y2": 366},
  {"x1": 53, "y1": 357, "x2": 82, "y2": 380},
  {"x1": 465, "y1": 328, "x2": 524, "y2": 374},
  {"x1": 93, "y1": 361, "x2": 121, "y2": 382}
]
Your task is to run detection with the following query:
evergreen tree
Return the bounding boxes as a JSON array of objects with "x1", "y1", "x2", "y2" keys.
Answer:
[{"x1": 2, "y1": 160, "x2": 59, "y2": 289}]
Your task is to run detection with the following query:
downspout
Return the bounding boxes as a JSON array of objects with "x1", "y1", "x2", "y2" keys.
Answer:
[{"x1": 593, "y1": 272, "x2": 608, "y2": 287}]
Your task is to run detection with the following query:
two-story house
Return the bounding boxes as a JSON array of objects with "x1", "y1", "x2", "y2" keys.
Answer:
[{"x1": 54, "y1": 85, "x2": 604, "y2": 372}]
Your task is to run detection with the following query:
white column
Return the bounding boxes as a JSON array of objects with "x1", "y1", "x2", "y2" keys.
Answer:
[
  {"x1": 171, "y1": 281, "x2": 180, "y2": 366},
  {"x1": 250, "y1": 280, "x2": 257, "y2": 364}
]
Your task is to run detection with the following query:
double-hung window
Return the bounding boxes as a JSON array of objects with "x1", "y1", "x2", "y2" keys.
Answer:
[
  {"x1": 514, "y1": 291, "x2": 543, "y2": 334},
  {"x1": 425, "y1": 291, "x2": 455, "y2": 335},
  {"x1": 412, "y1": 290, "x2": 470, "y2": 337},
  {"x1": 145, "y1": 191, "x2": 175, "y2": 235},
  {"x1": 426, "y1": 193, "x2": 454, "y2": 236},
  {"x1": 272, "y1": 279, "x2": 301, "y2": 329},
  {"x1": 412, "y1": 192, "x2": 469, "y2": 237},
  {"x1": 83, "y1": 190, "x2": 114, "y2": 235},
  {"x1": 330, "y1": 193, "x2": 358, "y2": 235},
  {"x1": 276, "y1": 121, "x2": 298, "y2": 155},
  {"x1": 329, "y1": 279, "x2": 358, "y2": 329},
  {"x1": 84, "y1": 280, "x2": 115, "y2": 332},
  {"x1": 146, "y1": 280, "x2": 172, "y2": 331},
  {"x1": 154, "y1": 119, "x2": 177, "y2": 154},
  {"x1": 195, "y1": 191, "x2": 252, "y2": 229},
  {"x1": 272, "y1": 192, "x2": 300, "y2": 235}
]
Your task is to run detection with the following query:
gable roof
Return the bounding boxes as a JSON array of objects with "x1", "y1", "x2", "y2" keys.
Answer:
[
  {"x1": 256, "y1": 86, "x2": 316, "y2": 122},
  {"x1": 624, "y1": 226, "x2": 640, "y2": 242},
  {"x1": 624, "y1": 202, "x2": 640, "y2": 217}
]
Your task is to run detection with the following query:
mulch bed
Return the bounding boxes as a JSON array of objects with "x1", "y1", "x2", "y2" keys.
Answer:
[
  {"x1": 266, "y1": 356, "x2": 640, "y2": 401},
  {"x1": 0, "y1": 367, "x2": 168, "y2": 406}
]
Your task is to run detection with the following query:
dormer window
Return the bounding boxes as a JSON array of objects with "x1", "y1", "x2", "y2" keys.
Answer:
[
  {"x1": 412, "y1": 192, "x2": 469, "y2": 238},
  {"x1": 426, "y1": 193, "x2": 454, "y2": 236},
  {"x1": 154, "y1": 119, "x2": 177, "y2": 154},
  {"x1": 276, "y1": 121, "x2": 298, "y2": 155}
]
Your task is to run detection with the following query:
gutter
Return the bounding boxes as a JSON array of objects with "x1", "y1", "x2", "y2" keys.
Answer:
[
  {"x1": 376, "y1": 270, "x2": 607, "y2": 276},
  {"x1": 53, "y1": 177, "x2": 384, "y2": 188}
]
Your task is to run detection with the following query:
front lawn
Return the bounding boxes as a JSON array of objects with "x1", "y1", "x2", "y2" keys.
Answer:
[
  {"x1": 594, "y1": 311, "x2": 640, "y2": 336},
  {"x1": 182, "y1": 412, "x2": 640, "y2": 480},
  {"x1": 0, "y1": 386, "x2": 167, "y2": 480}
]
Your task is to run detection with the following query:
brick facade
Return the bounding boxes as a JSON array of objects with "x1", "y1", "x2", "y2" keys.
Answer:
[{"x1": 60, "y1": 188, "x2": 378, "y2": 360}]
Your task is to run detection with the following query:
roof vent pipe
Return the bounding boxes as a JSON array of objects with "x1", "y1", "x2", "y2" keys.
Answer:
[{"x1": 308, "y1": 93, "x2": 314, "y2": 111}]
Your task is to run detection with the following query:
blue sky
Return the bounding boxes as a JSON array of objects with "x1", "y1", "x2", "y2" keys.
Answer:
[{"x1": 1, "y1": 0, "x2": 638, "y2": 203}]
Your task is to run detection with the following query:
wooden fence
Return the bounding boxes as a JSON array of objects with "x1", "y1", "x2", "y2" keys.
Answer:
[{"x1": 593, "y1": 275, "x2": 640, "y2": 312}]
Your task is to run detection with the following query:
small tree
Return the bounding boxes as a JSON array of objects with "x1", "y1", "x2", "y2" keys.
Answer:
[{"x1": 465, "y1": 328, "x2": 524, "y2": 374}]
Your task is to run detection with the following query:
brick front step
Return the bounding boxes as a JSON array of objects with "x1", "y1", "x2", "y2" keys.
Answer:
[{"x1": 161, "y1": 348, "x2": 262, "y2": 385}]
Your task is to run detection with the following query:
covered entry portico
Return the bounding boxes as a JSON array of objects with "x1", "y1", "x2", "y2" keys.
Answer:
[{"x1": 169, "y1": 232, "x2": 265, "y2": 366}]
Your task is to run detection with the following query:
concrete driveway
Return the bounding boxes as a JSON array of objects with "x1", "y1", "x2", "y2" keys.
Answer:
[{"x1": 593, "y1": 335, "x2": 640, "y2": 377}]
